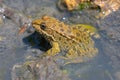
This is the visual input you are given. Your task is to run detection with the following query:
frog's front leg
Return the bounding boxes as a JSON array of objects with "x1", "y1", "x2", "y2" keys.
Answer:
[{"x1": 43, "y1": 41, "x2": 60, "y2": 56}]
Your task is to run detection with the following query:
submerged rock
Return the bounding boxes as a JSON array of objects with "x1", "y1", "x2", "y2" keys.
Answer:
[
  {"x1": 11, "y1": 56, "x2": 71, "y2": 80},
  {"x1": 57, "y1": 0, "x2": 120, "y2": 18}
]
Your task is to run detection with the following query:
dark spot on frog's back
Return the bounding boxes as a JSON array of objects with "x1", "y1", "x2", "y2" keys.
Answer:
[
  {"x1": 76, "y1": 32, "x2": 80, "y2": 36},
  {"x1": 52, "y1": 24, "x2": 56, "y2": 28},
  {"x1": 60, "y1": 28, "x2": 64, "y2": 31},
  {"x1": 72, "y1": 27, "x2": 76, "y2": 30},
  {"x1": 59, "y1": 37, "x2": 62, "y2": 40},
  {"x1": 67, "y1": 29, "x2": 71, "y2": 33},
  {"x1": 59, "y1": 24, "x2": 63, "y2": 27},
  {"x1": 64, "y1": 41, "x2": 67, "y2": 44}
]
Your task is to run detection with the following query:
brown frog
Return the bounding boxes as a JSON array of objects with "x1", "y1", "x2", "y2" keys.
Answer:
[{"x1": 32, "y1": 16, "x2": 100, "y2": 65}]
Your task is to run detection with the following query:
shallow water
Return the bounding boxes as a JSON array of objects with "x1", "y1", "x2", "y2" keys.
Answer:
[{"x1": 0, "y1": 0, "x2": 120, "y2": 80}]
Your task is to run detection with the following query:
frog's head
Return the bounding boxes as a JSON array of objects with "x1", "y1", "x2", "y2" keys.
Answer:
[{"x1": 32, "y1": 16, "x2": 57, "y2": 40}]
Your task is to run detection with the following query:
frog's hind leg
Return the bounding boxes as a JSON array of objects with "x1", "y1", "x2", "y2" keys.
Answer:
[{"x1": 59, "y1": 43, "x2": 98, "y2": 65}]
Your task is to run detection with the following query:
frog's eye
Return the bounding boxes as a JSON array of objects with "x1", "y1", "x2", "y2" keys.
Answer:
[{"x1": 40, "y1": 22, "x2": 46, "y2": 30}]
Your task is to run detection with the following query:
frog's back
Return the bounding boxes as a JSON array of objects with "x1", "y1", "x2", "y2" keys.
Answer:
[
  {"x1": 58, "y1": 23, "x2": 99, "y2": 64},
  {"x1": 47, "y1": 17, "x2": 99, "y2": 56}
]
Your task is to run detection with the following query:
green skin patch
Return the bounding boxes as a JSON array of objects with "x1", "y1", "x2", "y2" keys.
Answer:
[
  {"x1": 76, "y1": 24, "x2": 100, "y2": 38},
  {"x1": 79, "y1": 2, "x2": 91, "y2": 10},
  {"x1": 79, "y1": 2, "x2": 101, "y2": 11},
  {"x1": 78, "y1": 24, "x2": 97, "y2": 32}
]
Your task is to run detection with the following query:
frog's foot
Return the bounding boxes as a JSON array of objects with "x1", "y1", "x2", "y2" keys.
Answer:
[
  {"x1": 63, "y1": 59, "x2": 83, "y2": 65},
  {"x1": 56, "y1": 56, "x2": 84, "y2": 66}
]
